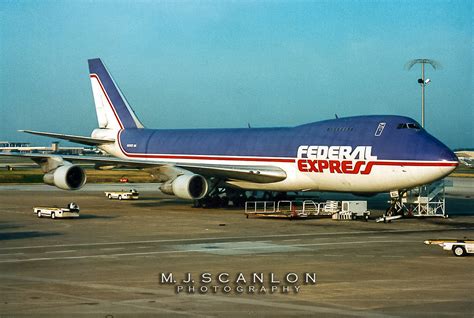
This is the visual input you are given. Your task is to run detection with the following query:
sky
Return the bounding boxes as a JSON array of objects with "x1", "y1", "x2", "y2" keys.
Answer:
[{"x1": 0, "y1": 0, "x2": 472, "y2": 149}]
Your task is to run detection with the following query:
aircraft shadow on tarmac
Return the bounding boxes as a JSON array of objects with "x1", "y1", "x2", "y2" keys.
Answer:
[
  {"x1": 0, "y1": 223, "x2": 23, "y2": 231},
  {"x1": 422, "y1": 218, "x2": 474, "y2": 230},
  {"x1": 131, "y1": 196, "x2": 175, "y2": 201},
  {"x1": 131, "y1": 199, "x2": 190, "y2": 208},
  {"x1": 76, "y1": 214, "x2": 117, "y2": 220},
  {"x1": 0, "y1": 231, "x2": 61, "y2": 241}
]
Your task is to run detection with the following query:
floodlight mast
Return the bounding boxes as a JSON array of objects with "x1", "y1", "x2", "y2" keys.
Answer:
[{"x1": 405, "y1": 59, "x2": 441, "y2": 128}]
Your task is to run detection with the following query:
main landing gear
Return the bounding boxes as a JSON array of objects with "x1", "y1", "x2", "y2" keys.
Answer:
[{"x1": 193, "y1": 189, "x2": 288, "y2": 209}]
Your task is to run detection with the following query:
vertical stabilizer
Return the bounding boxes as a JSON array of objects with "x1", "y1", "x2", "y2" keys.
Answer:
[{"x1": 88, "y1": 58, "x2": 144, "y2": 130}]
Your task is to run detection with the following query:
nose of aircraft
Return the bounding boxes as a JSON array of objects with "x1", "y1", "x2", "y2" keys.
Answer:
[
  {"x1": 415, "y1": 132, "x2": 458, "y2": 180},
  {"x1": 426, "y1": 136, "x2": 459, "y2": 178},
  {"x1": 438, "y1": 146, "x2": 458, "y2": 164},
  {"x1": 438, "y1": 146, "x2": 459, "y2": 178},
  {"x1": 418, "y1": 131, "x2": 458, "y2": 164}
]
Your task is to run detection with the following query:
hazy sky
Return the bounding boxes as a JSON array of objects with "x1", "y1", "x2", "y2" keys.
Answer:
[{"x1": 0, "y1": 0, "x2": 472, "y2": 148}]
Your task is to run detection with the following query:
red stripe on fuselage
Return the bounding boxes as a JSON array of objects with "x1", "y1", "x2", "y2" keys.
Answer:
[
  {"x1": 115, "y1": 130, "x2": 295, "y2": 162},
  {"x1": 371, "y1": 161, "x2": 458, "y2": 167},
  {"x1": 121, "y1": 152, "x2": 457, "y2": 166},
  {"x1": 125, "y1": 153, "x2": 296, "y2": 163},
  {"x1": 90, "y1": 74, "x2": 123, "y2": 129},
  {"x1": 116, "y1": 131, "x2": 458, "y2": 167}
]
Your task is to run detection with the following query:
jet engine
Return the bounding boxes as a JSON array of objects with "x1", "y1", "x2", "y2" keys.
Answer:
[
  {"x1": 43, "y1": 165, "x2": 87, "y2": 190},
  {"x1": 159, "y1": 174, "x2": 208, "y2": 200}
]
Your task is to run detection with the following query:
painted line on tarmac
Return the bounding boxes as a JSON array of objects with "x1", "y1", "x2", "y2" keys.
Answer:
[
  {"x1": 0, "y1": 252, "x2": 24, "y2": 256},
  {"x1": 44, "y1": 250, "x2": 76, "y2": 254},
  {"x1": 0, "y1": 227, "x2": 470, "y2": 251},
  {"x1": 0, "y1": 240, "x2": 414, "y2": 263}
]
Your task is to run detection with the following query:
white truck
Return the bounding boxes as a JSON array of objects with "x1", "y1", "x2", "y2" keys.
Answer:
[
  {"x1": 341, "y1": 201, "x2": 370, "y2": 221},
  {"x1": 424, "y1": 239, "x2": 474, "y2": 257},
  {"x1": 34, "y1": 202, "x2": 80, "y2": 219},
  {"x1": 104, "y1": 189, "x2": 139, "y2": 200}
]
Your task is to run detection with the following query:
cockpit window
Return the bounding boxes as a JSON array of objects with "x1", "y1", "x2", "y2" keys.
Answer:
[{"x1": 397, "y1": 123, "x2": 421, "y2": 130}]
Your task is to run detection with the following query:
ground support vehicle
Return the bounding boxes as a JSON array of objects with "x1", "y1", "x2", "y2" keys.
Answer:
[
  {"x1": 104, "y1": 189, "x2": 139, "y2": 200},
  {"x1": 424, "y1": 239, "x2": 474, "y2": 257},
  {"x1": 34, "y1": 203, "x2": 80, "y2": 219}
]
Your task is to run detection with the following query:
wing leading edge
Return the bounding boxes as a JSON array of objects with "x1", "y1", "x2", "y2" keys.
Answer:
[
  {"x1": 0, "y1": 152, "x2": 287, "y2": 183},
  {"x1": 19, "y1": 130, "x2": 115, "y2": 146}
]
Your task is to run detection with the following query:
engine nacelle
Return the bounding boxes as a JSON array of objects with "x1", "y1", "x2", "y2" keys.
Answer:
[
  {"x1": 43, "y1": 165, "x2": 87, "y2": 190},
  {"x1": 160, "y1": 174, "x2": 208, "y2": 200}
]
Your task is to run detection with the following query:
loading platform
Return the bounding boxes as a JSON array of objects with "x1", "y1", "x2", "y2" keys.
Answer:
[
  {"x1": 386, "y1": 180, "x2": 448, "y2": 219},
  {"x1": 244, "y1": 200, "x2": 333, "y2": 219},
  {"x1": 244, "y1": 199, "x2": 371, "y2": 220}
]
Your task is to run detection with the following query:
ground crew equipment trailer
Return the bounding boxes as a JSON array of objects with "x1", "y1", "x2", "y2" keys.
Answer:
[{"x1": 424, "y1": 239, "x2": 474, "y2": 257}]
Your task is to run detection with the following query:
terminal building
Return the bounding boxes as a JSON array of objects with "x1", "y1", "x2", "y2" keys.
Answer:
[
  {"x1": 0, "y1": 141, "x2": 31, "y2": 148},
  {"x1": 0, "y1": 141, "x2": 99, "y2": 155}
]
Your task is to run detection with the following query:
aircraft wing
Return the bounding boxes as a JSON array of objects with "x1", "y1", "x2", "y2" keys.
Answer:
[
  {"x1": 19, "y1": 130, "x2": 115, "y2": 146},
  {"x1": 174, "y1": 163, "x2": 286, "y2": 183},
  {"x1": 0, "y1": 152, "x2": 287, "y2": 183}
]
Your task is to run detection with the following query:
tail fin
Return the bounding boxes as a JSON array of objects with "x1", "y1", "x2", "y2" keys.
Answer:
[{"x1": 88, "y1": 58, "x2": 144, "y2": 130}]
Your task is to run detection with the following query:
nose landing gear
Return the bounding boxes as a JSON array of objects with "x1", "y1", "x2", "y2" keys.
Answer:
[{"x1": 385, "y1": 190, "x2": 408, "y2": 218}]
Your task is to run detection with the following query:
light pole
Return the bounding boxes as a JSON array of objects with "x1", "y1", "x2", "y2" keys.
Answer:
[{"x1": 405, "y1": 59, "x2": 441, "y2": 128}]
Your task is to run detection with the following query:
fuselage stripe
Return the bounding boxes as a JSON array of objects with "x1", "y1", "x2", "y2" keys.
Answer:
[
  {"x1": 371, "y1": 161, "x2": 457, "y2": 167},
  {"x1": 115, "y1": 131, "x2": 458, "y2": 168},
  {"x1": 125, "y1": 153, "x2": 295, "y2": 163}
]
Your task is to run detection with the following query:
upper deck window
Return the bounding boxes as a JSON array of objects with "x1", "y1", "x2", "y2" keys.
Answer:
[
  {"x1": 397, "y1": 123, "x2": 421, "y2": 130},
  {"x1": 374, "y1": 122, "x2": 386, "y2": 136},
  {"x1": 326, "y1": 127, "x2": 353, "y2": 132}
]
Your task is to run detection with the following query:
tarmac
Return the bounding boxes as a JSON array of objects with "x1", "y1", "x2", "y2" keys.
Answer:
[{"x1": 0, "y1": 182, "x2": 473, "y2": 317}]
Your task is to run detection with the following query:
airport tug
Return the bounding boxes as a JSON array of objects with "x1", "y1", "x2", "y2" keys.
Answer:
[
  {"x1": 34, "y1": 202, "x2": 80, "y2": 219},
  {"x1": 104, "y1": 189, "x2": 139, "y2": 200}
]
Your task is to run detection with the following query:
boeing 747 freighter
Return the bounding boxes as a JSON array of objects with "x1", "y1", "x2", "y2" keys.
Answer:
[{"x1": 1, "y1": 58, "x2": 458, "y2": 207}]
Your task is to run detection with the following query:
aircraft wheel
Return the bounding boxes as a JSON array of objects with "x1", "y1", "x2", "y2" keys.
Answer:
[
  {"x1": 192, "y1": 200, "x2": 202, "y2": 208},
  {"x1": 51, "y1": 212, "x2": 55, "y2": 219},
  {"x1": 453, "y1": 246, "x2": 466, "y2": 257},
  {"x1": 221, "y1": 197, "x2": 230, "y2": 208}
]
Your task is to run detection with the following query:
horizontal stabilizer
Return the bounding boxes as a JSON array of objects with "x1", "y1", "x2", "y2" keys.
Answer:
[{"x1": 20, "y1": 130, "x2": 115, "y2": 146}]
